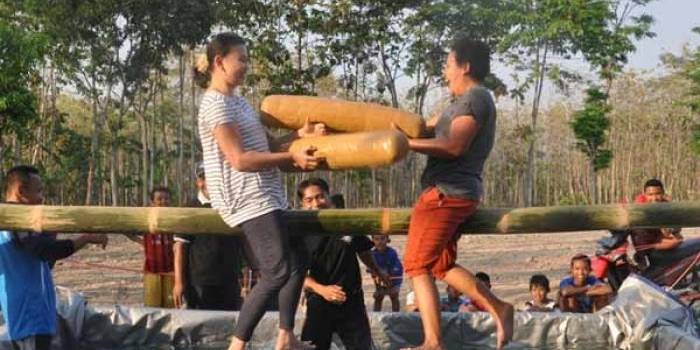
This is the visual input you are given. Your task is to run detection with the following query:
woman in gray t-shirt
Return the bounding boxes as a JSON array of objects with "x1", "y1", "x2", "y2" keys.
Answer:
[
  {"x1": 194, "y1": 33, "x2": 323, "y2": 350},
  {"x1": 400, "y1": 37, "x2": 514, "y2": 350}
]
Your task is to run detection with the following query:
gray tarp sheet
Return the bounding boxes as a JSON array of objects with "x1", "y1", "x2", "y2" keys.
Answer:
[{"x1": 1, "y1": 274, "x2": 698, "y2": 349}]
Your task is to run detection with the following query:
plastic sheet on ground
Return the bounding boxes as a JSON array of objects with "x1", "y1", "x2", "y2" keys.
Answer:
[{"x1": 1, "y1": 274, "x2": 698, "y2": 349}]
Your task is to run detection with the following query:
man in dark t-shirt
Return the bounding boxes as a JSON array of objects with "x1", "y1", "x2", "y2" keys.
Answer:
[
  {"x1": 173, "y1": 164, "x2": 243, "y2": 310},
  {"x1": 297, "y1": 178, "x2": 390, "y2": 350}
]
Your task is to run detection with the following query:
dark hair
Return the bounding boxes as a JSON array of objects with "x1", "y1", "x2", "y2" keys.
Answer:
[
  {"x1": 529, "y1": 274, "x2": 550, "y2": 292},
  {"x1": 296, "y1": 178, "x2": 330, "y2": 200},
  {"x1": 475, "y1": 272, "x2": 491, "y2": 284},
  {"x1": 195, "y1": 162, "x2": 206, "y2": 179},
  {"x1": 644, "y1": 178, "x2": 664, "y2": 191},
  {"x1": 330, "y1": 194, "x2": 345, "y2": 209},
  {"x1": 450, "y1": 36, "x2": 490, "y2": 82},
  {"x1": 570, "y1": 253, "x2": 591, "y2": 268},
  {"x1": 4, "y1": 165, "x2": 40, "y2": 194},
  {"x1": 150, "y1": 186, "x2": 171, "y2": 201},
  {"x1": 193, "y1": 32, "x2": 247, "y2": 88}
]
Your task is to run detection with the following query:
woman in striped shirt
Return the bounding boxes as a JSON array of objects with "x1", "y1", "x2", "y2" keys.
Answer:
[{"x1": 194, "y1": 32, "x2": 324, "y2": 350}]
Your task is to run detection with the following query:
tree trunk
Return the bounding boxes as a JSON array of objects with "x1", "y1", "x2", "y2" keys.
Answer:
[
  {"x1": 190, "y1": 50, "x2": 198, "y2": 202},
  {"x1": 177, "y1": 51, "x2": 185, "y2": 205},
  {"x1": 590, "y1": 160, "x2": 598, "y2": 204},
  {"x1": 379, "y1": 46, "x2": 400, "y2": 108},
  {"x1": 85, "y1": 75, "x2": 101, "y2": 205},
  {"x1": 524, "y1": 43, "x2": 549, "y2": 207},
  {"x1": 110, "y1": 141, "x2": 119, "y2": 206},
  {"x1": 138, "y1": 113, "x2": 149, "y2": 205}
]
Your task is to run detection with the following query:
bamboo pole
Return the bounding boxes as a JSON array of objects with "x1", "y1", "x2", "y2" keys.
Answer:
[{"x1": 1, "y1": 202, "x2": 699, "y2": 236}]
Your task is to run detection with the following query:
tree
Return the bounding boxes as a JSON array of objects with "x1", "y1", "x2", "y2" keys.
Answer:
[
  {"x1": 682, "y1": 27, "x2": 700, "y2": 155},
  {"x1": 501, "y1": 0, "x2": 654, "y2": 206},
  {"x1": 404, "y1": 0, "x2": 510, "y2": 115},
  {"x1": 579, "y1": 0, "x2": 656, "y2": 93},
  {"x1": 22, "y1": 0, "x2": 216, "y2": 205},
  {"x1": 0, "y1": 13, "x2": 47, "y2": 175},
  {"x1": 571, "y1": 88, "x2": 612, "y2": 204}
]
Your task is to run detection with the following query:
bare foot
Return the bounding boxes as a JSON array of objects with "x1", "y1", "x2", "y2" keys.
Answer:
[
  {"x1": 275, "y1": 331, "x2": 315, "y2": 350},
  {"x1": 493, "y1": 302, "x2": 514, "y2": 350},
  {"x1": 399, "y1": 343, "x2": 444, "y2": 350},
  {"x1": 226, "y1": 337, "x2": 246, "y2": 350},
  {"x1": 288, "y1": 337, "x2": 315, "y2": 350}
]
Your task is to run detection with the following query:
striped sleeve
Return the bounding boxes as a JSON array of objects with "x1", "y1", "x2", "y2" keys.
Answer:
[{"x1": 201, "y1": 96, "x2": 236, "y2": 132}]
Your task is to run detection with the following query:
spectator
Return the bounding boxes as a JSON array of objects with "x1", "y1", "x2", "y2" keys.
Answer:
[
  {"x1": 559, "y1": 254, "x2": 612, "y2": 313},
  {"x1": 440, "y1": 285, "x2": 466, "y2": 312},
  {"x1": 0, "y1": 165, "x2": 108, "y2": 350},
  {"x1": 522, "y1": 274, "x2": 557, "y2": 312},
  {"x1": 461, "y1": 272, "x2": 491, "y2": 312},
  {"x1": 172, "y1": 163, "x2": 244, "y2": 310},
  {"x1": 298, "y1": 178, "x2": 390, "y2": 350},
  {"x1": 371, "y1": 234, "x2": 403, "y2": 312},
  {"x1": 405, "y1": 290, "x2": 419, "y2": 312},
  {"x1": 126, "y1": 187, "x2": 175, "y2": 307}
]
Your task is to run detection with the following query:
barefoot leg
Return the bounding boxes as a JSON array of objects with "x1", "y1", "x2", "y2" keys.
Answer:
[
  {"x1": 411, "y1": 274, "x2": 445, "y2": 349},
  {"x1": 443, "y1": 266, "x2": 514, "y2": 349},
  {"x1": 227, "y1": 337, "x2": 246, "y2": 350}
]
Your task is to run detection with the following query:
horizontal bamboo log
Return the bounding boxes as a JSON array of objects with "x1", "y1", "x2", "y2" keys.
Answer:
[
  {"x1": 0, "y1": 202, "x2": 698, "y2": 236},
  {"x1": 260, "y1": 95, "x2": 425, "y2": 138},
  {"x1": 289, "y1": 131, "x2": 409, "y2": 169}
]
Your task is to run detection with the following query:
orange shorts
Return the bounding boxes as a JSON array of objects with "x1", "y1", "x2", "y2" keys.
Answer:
[{"x1": 403, "y1": 187, "x2": 479, "y2": 280}]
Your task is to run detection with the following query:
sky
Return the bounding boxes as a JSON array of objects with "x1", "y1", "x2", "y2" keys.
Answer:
[
  {"x1": 416, "y1": 0, "x2": 700, "y2": 113},
  {"x1": 628, "y1": 0, "x2": 700, "y2": 71}
]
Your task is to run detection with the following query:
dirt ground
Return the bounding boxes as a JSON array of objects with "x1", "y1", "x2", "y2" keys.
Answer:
[{"x1": 53, "y1": 228, "x2": 700, "y2": 310}]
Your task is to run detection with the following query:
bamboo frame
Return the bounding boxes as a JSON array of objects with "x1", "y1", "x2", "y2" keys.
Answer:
[{"x1": 0, "y1": 202, "x2": 698, "y2": 236}]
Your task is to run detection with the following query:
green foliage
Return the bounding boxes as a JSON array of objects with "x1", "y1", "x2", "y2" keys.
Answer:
[
  {"x1": 0, "y1": 17, "x2": 47, "y2": 144},
  {"x1": 690, "y1": 124, "x2": 700, "y2": 155},
  {"x1": 402, "y1": 0, "x2": 511, "y2": 113},
  {"x1": 578, "y1": 0, "x2": 656, "y2": 82},
  {"x1": 502, "y1": 0, "x2": 655, "y2": 99},
  {"x1": 675, "y1": 27, "x2": 700, "y2": 155},
  {"x1": 571, "y1": 87, "x2": 613, "y2": 171}
]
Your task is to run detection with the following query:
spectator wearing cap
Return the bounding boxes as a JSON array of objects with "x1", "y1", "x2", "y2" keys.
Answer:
[{"x1": 171, "y1": 163, "x2": 245, "y2": 310}]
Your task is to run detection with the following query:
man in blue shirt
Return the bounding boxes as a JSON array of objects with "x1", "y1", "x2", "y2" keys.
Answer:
[
  {"x1": 370, "y1": 235, "x2": 403, "y2": 312},
  {"x1": 0, "y1": 165, "x2": 107, "y2": 350}
]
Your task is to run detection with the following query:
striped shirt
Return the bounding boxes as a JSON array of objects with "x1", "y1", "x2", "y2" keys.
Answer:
[{"x1": 198, "y1": 91, "x2": 287, "y2": 228}]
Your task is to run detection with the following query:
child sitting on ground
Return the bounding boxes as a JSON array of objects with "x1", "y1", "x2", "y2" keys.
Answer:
[
  {"x1": 523, "y1": 274, "x2": 557, "y2": 312},
  {"x1": 440, "y1": 285, "x2": 466, "y2": 312},
  {"x1": 460, "y1": 272, "x2": 491, "y2": 312},
  {"x1": 370, "y1": 235, "x2": 403, "y2": 312},
  {"x1": 559, "y1": 254, "x2": 613, "y2": 313}
]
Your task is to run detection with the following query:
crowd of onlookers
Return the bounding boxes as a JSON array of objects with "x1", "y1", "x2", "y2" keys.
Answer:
[{"x1": 402, "y1": 254, "x2": 612, "y2": 314}]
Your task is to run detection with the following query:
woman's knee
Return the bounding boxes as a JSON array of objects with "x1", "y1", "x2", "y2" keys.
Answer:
[{"x1": 260, "y1": 262, "x2": 292, "y2": 289}]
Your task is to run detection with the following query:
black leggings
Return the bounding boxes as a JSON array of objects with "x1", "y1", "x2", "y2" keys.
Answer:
[{"x1": 234, "y1": 210, "x2": 307, "y2": 341}]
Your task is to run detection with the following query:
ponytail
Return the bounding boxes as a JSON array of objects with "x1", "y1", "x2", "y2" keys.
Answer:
[{"x1": 192, "y1": 32, "x2": 247, "y2": 89}]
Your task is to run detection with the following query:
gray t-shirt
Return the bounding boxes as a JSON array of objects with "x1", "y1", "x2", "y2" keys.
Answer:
[{"x1": 420, "y1": 86, "x2": 496, "y2": 200}]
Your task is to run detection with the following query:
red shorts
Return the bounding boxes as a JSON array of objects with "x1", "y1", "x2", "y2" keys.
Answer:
[{"x1": 403, "y1": 187, "x2": 479, "y2": 280}]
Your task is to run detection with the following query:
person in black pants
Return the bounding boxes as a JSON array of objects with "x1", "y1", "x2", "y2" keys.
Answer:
[
  {"x1": 172, "y1": 163, "x2": 244, "y2": 310},
  {"x1": 297, "y1": 178, "x2": 391, "y2": 350}
]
